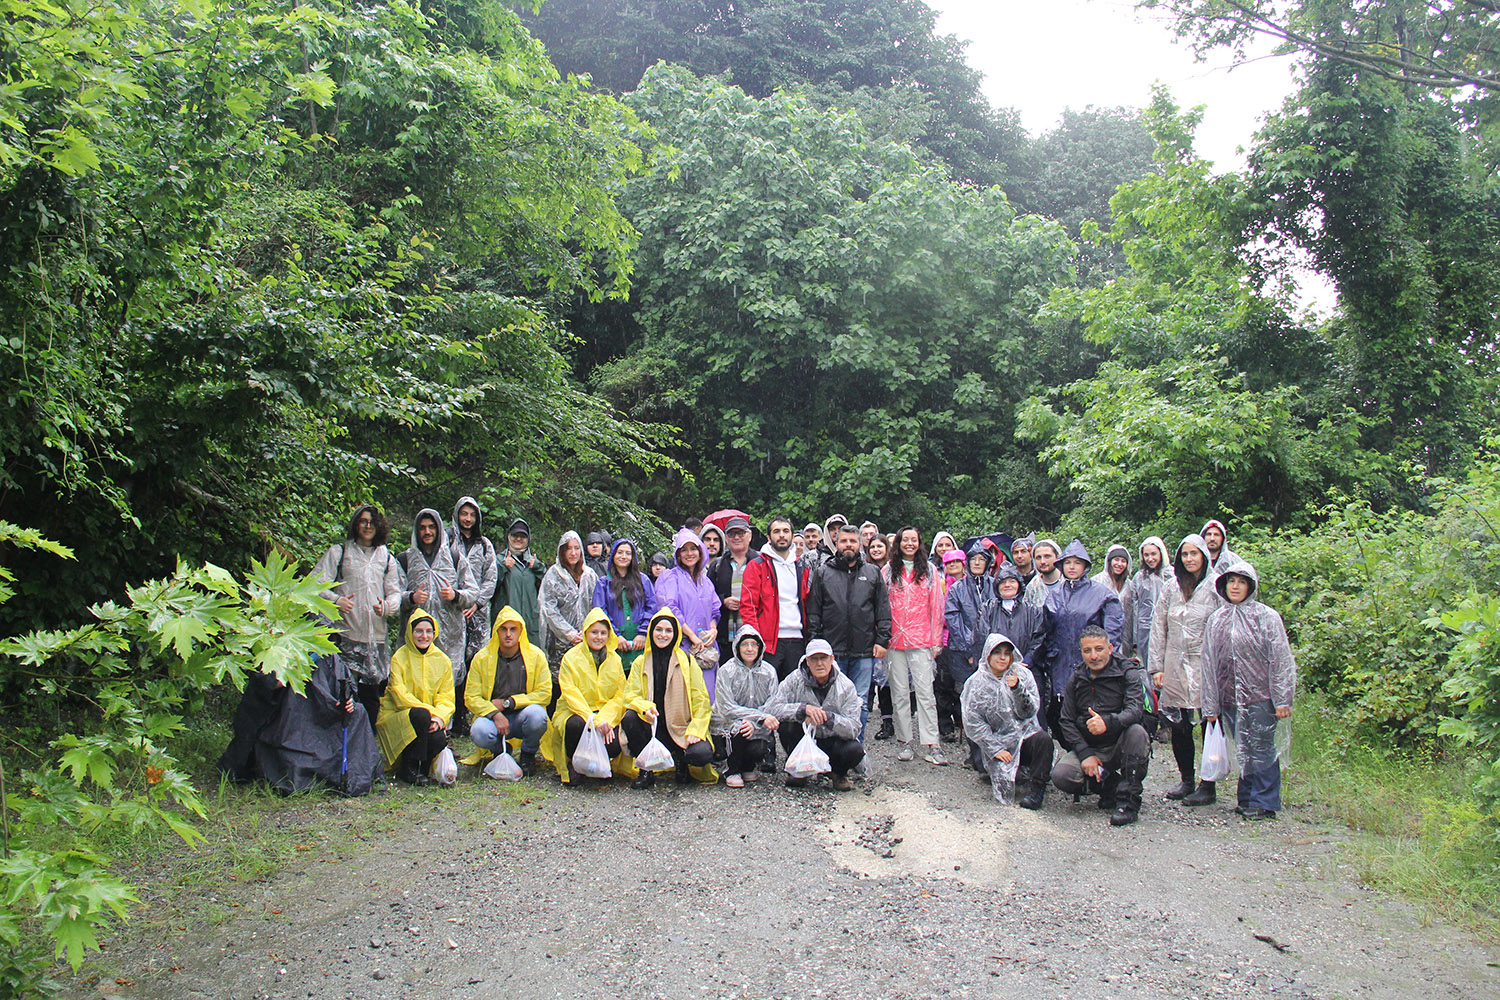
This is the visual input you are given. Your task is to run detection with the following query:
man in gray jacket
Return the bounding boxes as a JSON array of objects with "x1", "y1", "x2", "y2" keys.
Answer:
[{"x1": 766, "y1": 639, "x2": 865, "y2": 790}]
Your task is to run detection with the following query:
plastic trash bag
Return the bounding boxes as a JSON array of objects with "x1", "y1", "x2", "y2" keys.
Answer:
[
  {"x1": 634, "y1": 733, "x2": 676, "y2": 772},
  {"x1": 431, "y1": 746, "x2": 458, "y2": 786},
  {"x1": 1201, "y1": 720, "x2": 1231, "y2": 782},
  {"x1": 483, "y1": 751, "x2": 523, "y2": 781},
  {"x1": 784, "y1": 722, "x2": 832, "y2": 779},
  {"x1": 573, "y1": 714, "x2": 614, "y2": 779}
]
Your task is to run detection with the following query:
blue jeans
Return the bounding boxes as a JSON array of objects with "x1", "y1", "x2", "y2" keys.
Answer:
[
  {"x1": 470, "y1": 704, "x2": 548, "y2": 755},
  {"x1": 841, "y1": 655, "x2": 877, "y2": 739},
  {"x1": 1221, "y1": 701, "x2": 1282, "y2": 812}
]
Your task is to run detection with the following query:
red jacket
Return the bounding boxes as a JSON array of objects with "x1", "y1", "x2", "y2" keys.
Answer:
[{"x1": 740, "y1": 550, "x2": 809, "y2": 655}]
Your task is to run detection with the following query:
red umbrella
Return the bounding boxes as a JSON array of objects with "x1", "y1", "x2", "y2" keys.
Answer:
[{"x1": 701, "y1": 508, "x2": 752, "y2": 531}]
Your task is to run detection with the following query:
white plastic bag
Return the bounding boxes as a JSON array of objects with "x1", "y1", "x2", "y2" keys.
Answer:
[
  {"x1": 431, "y1": 746, "x2": 458, "y2": 786},
  {"x1": 634, "y1": 733, "x2": 676, "y2": 772},
  {"x1": 483, "y1": 751, "x2": 523, "y2": 781},
  {"x1": 1201, "y1": 720, "x2": 1231, "y2": 782},
  {"x1": 572, "y1": 714, "x2": 614, "y2": 779},
  {"x1": 784, "y1": 722, "x2": 832, "y2": 778}
]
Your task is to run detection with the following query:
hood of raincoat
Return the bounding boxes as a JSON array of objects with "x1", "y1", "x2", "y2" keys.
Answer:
[
  {"x1": 507, "y1": 517, "x2": 531, "y2": 538},
  {"x1": 965, "y1": 541, "x2": 994, "y2": 575},
  {"x1": 578, "y1": 605, "x2": 621, "y2": 653},
  {"x1": 1138, "y1": 535, "x2": 1168, "y2": 573},
  {"x1": 731, "y1": 622, "x2": 765, "y2": 665},
  {"x1": 1013, "y1": 531, "x2": 1036, "y2": 551},
  {"x1": 584, "y1": 530, "x2": 607, "y2": 551},
  {"x1": 671, "y1": 526, "x2": 710, "y2": 572},
  {"x1": 1173, "y1": 533, "x2": 1210, "y2": 582},
  {"x1": 1035, "y1": 537, "x2": 1061, "y2": 559},
  {"x1": 554, "y1": 529, "x2": 584, "y2": 566},
  {"x1": 403, "y1": 608, "x2": 439, "y2": 648},
  {"x1": 822, "y1": 515, "x2": 848, "y2": 541},
  {"x1": 1214, "y1": 558, "x2": 1260, "y2": 601},
  {"x1": 1060, "y1": 538, "x2": 1093, "y2": 572},
  {"x1": 649, "y1": 551, "x2": 672, "y2": 571},
  {"x1": 486, "y1": 604, "x2": 537, "y2": 658},
  {"x1": 646, "y1": 605, "x2": 683, "y2": 651},
  {"x1": 410, "y1": 507, "x2": 449, "y2": 557},
  {"x1": 608, "y1": 537, "x2": 638, "y2": 567},
  {"x1": 929, "y1": 531, "x2": 958, "y2": 559},
  {"x1": 979, "y1": 631, "x2": 1019, "y2": 669},
  {"x1": 452, "y1": 496, "x2": 483, "y2": 538}
]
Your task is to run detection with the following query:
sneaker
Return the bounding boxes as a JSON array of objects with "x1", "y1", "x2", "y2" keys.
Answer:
[
  {"x1": 923, "y1": 745, "x2": 948, "y2": 766},
  {"x1": 875, "y1": 718, "x2": 896, "y2": 741},
  {"x1": 831, "y1": 774, "x2": 855, "y2": 791},
  {"x1": 725, "y1": 774, "x2": 745, "y2": 788},
  {"x1": 743, "y1": 770, "x2": 762, "y2": 783},
  {"x1": 897, "y1": 743, "x2": 915, "y2": 762}
]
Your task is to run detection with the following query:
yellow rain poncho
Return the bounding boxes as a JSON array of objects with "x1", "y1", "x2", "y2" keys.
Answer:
[
  {"x1": 376, "y1": 610, "x2": 456, "y2": 768},
  {"x1": 623, "y1": 607, "x2": 716, "y2": 783},
  {"x1": 539, "y1": 607, "x2": 638, "y2": 782},
  {"x1": 459, "y1": 604, "x2": 551, "y2": 765}
]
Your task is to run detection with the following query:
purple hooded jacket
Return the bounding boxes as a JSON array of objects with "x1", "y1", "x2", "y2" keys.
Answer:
[{"x1": 654, "y1": 527, "x2": 722, "y2": 698}]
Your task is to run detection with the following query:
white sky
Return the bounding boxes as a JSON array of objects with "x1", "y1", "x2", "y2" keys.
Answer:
[{"x1": 931, "y1": 0, "x2": 1302, "y2": 170}]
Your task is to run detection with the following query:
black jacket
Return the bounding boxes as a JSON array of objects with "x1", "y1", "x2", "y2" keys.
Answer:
[
  {"x1": 982, "y1": 564, "x2": 1048, "y2": 669},
  {"x1": 806, "y1": 554, "x2": 892, "y2": 656},
  {"x1": 1057, "y1": 653, "x2": 1146, "y2": 760},
  {"x1": 710, "y1": 550, "x2": 754, "y2": 659}
]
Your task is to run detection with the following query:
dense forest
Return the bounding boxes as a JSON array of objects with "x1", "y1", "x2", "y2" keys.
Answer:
[{"x1": 1, "y1": 0, "x2": 1499, "y2": 985}]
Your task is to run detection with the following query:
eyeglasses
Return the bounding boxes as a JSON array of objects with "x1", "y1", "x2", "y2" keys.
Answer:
[{"x1": 356, "y1": 517, "x2": 374, "y2": 526}]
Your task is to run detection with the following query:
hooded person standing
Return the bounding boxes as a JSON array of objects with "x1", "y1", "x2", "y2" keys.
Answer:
[
  {"x1": 592, "y1": 538, "x2": 657, "y2": 675},
  {"x1": 1202, "y1": 559, "x2": 1297, "y2": 820},
  {"x1": 1200, "y1": 519, "x2": 1237, "y2": 579},
  {"x1": 539, "y1": 530, "x2": 599, "y2": 673},
  {"x1": 654, "y1": 527, "x2": 723, "y2": 698},
  {"x1": 710, "y1": 516, "x2": 756, "y2": 662},
  {"x1": 1010, "y1": 533, "x2": 1037, "y2": 587},
  {"x1": 621, "y1": 607, "x2": 716, "y2": 787},
  {"x1": 1123, "y1": 537, "x2": 1169, "y2": 667},
  {"x1": 1150, "y1": 533, "x2": 1222, "y2": 805},
  {"x1": 1039, "y1": 540, "x2": 1125, "y2": 737},
  {"x1": 541, "y1": 607, "x2": 636, "y2": 787},
  {"x1": 700, "y1": 523, "x2": 726, "y2": 565},
  {"x1": 450, "y1": 497, "x2": 499, "y2": 728},
  {"x1": 798, "y1": 523, "x2": 824, "y2": 573},
  {"x1": 933, "y1": 549, "x2": 968, "y2": 742},
  {"x1": 929, "y1": 531, "x2": 959, "y2": 575},
  {"x1": 711, "y1": 624, "x2": 781, "y2": 787},
  {"x1": 884, "y1": 526, "x2": 948, "y2": 766},
  {"x1": 944, "y1": 543, "x2": 997, "y2": 682},
  {"x1": 313, "y1": 504, "x2": 404, "y2": 730},
  {"x1": 377, "y1": 610, "x2": 455, "y2": 785},
  {"x1": 962, "y1": 634, "x2": 1053, "y2": 808},
  {"x1": 495, "y1": 518, "x2": 545, "y2": 644},
  {"x1": 1093, "y1": 543, "x2": 1134, "y2": 656},
  {"x1": 463, "y1": 605, "x2": 551, "y2": 775},
  {"x1": 1023, "y1": 539, "x2": 1064, "y2": 608},
  {"x1": 398, "y1": 509, "x2": 477, "y2": 691},
  {"x1": 584, "y1": 531, "x2": 610, "y2": 579},
  {"x1": 766, "y1": 639, "x2": 865, "y2": 790}
]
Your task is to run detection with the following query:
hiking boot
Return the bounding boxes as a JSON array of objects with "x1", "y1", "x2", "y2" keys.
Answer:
[
  {"x1": 631, "y1": 770, "x2": 656, "y2": 790},
  {"x1": 1097, "y1": 770, "x2": 1120, "y2": 811},
  {"x1": 897, "y1": 743, "x2": 915, "y2": 762},
  {"x1": 518, "y1": 751, "x2": 537, "y2": 777},
  {"x1": 1165, "y1": 778, "x2": 1195, "y2": 801},
  {"x1": 830, "y1": 774, "x2": 855, "y2": 791},
  {"x1": 563, "y1": 766, "x2": 583, "y2": 787},
  {"x1": 923, "y1": 745, "x2": 949, "y2": 766},
  {"x1": 875, "y1": 718, "x2": 896, "y2": 741},
  {"x1": 1019, "y1": 782, "x2": 1046, "y2": 810},
  {"x1": 1243, "y1": 808, "x2": 1277, "y2": 821},
  {"x1": 1182, "y1": 780, "x2": 1217, "y2": 806},
  {"x1": 1109, "y1": 753, "x2": 1148, "y2": 827}
]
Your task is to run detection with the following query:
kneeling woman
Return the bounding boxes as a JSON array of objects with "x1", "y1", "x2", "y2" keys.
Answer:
[
  {"x1": 377, "y1": 611, "x2": 455, "y2": 785},
  {"x1": 540, "y1": 608, "x2": 636, "y2": 786},
  {"x1": 621, "y1": 607, "x2": 715, "y2": 788},
  {"x1": 961, "y1": 633, "x2": 1053, "y2": 808}
]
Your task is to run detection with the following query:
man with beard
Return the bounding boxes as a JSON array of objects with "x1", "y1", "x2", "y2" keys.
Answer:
[
  {"x1": 740, "y1": 517, "x2": 809, "y2": 681},
  {"x1": 1201, "y1": 519, "x2": 1237, "y2": 578},
  {"x1": 1010, "y1": 533, "x2": 1037, "y2": 586},
  {"x1": 807, "y1": 523, "x2": 891, "y2": 741},
  {"x1": 1051, "y1": 626, "x2": 1151, "y2": 827},
  {"x1": 1023, "y1": 539, "x2": 1064, "y2": 608}
]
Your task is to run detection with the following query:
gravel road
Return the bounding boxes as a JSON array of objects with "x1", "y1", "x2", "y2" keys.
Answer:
[{"x1": 66, "y1": 736, "x2": 1500, "y2": 1000}]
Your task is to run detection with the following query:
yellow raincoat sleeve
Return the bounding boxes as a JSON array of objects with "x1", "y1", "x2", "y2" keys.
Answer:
[
  {"x1": 465, "y1": 646, "x2": 499, "y2": 721},
  {"x1": 681, "y1": 652, "x2": 712, "y2": 741},
  {"x1": 430, "y1": 664, "x2": 456, "y2": 727},
  {"x1": 622, "y1": 660, "x2": 653, "y2": 718},
  {"x1": 514, "y1": 645, "x2": 551, "y2": 709},
  {"x1": 597, "y1": 661, "x2": 628, "y2": 728}
]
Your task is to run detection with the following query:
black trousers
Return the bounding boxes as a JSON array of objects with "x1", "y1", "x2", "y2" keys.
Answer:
[
  {"x1": 621, "y1": 710, "x2": 714, "y2": 767},
  {"x1": 712, "y1": 734, "x2": 771, "y2": 773},
  {"x1": 933, "y1": 649, "x2": 959, "y2": 733},
  {"x1": 1168, "y1": 709, "x2": 1203, "y2": 782},
  {"x1": 777, "y1": 726, "x2": 864, "y2": 777},
  {"x1": 397, "y1": 707, "x2": 448, "y2": 775},
  {"x1": 563, "y1": 713, "x2": 623, "y2": 760},
  {"x1": 765, "y1": 637, "x2": 806, "y2": 681},
  {"x1": 356, "y1": 679, "x2": 385, "y2": 736}
]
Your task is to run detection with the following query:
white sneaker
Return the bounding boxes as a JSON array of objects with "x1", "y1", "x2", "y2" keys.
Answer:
[
  {"x1": 897, "y1": 743, "x2": 915, "y2": 762},
  {"x1": 923, "y1": 745, "x2": 949, "y2": 766}
]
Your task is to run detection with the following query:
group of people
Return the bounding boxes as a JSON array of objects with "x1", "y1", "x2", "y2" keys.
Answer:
[{"x1": 221, "y1": 502, "x2": 1298, "y2": 829}]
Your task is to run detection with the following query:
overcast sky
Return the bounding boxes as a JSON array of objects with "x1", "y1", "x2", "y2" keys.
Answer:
[{"x1": 930, "y1": 0, "x2": 1303, "y2": 170}]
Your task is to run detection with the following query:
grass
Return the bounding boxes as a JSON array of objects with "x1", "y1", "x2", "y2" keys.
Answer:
[{"x1": 1284, "y1": 691, "x2": 1500, "y2": 940}]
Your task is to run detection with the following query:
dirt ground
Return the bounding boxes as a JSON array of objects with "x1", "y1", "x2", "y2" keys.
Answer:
[{"x1": 65, "y1": 735, "x2": 1500, "y2": 1000}]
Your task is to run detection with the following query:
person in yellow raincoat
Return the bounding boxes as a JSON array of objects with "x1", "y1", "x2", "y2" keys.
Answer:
[
  {"x1": 540, "y1": 607, "x2": 640, "y2": 786},
  {"x1": 377, "y1": 611, "x2": 455, "y2": 785},
  {"x1": 461, "y1": 605, "x2": 552, "y2": 775},
  {"x1": 620, "y1": 607, "x2": 716, "y2": 788}
]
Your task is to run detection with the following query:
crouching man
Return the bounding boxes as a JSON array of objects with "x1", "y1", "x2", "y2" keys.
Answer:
[
  {"x1": 766, "y1": 639, "x2": 865, "y2": 790},
  {"x1": 465, "y1": 606, "x2": 551, "y2": 775},
  {"x1": 1051, "y1": 625, "x2": 1150, "y2": 826}
]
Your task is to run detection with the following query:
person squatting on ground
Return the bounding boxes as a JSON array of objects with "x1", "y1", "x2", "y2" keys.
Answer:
[
  {"x1": 377, "y1": 611, "x2": 455, "y2": 786},
  {"x1": 711, "y1": 624, "x2": 781, "y2": 787},
  {"x1": 463, "y1": 605, "x2": 551, "y2": 776},
  {"x1": 766, "y1": 639, "x2": 865, "y2": 791},
  {"x1": 961, "y1": 633, "x2": 1053, "y2": 809},
  {"x1": 1202, "y1": 560, "x2": 1298, "y2": 820},
  {"x1": 621, "y1": 607, "x2": 716, "y2": 788},
  {"x1": 883, "y1": 526, "x2": 948, "y2": 766},
  {"x1": 313, "y1": 504, "x2": 403, "y2": 731},
  {"x1": 1051, "y1": 626, "x2": 1151, "y2": 827},
  {"x1": 540, "y1": 608, "x2": 633, "y2": 787},
  {"x1": 1150, "y1": 532, "x2": 1222, "y2": 805}
]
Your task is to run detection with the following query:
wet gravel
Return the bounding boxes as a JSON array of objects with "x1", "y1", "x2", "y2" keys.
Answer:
[{"x1": 66, "y1": 736, "x2": 1500, "y2": 1000}]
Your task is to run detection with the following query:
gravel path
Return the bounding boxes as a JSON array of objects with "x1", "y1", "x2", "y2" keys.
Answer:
[{"x1": 67, "y1": 736, "x2": 1499, "y2": 1000}]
